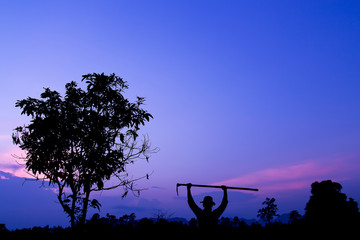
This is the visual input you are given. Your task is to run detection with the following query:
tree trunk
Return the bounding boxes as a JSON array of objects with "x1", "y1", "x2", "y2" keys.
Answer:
[
  {"x1": 57, "y1": 182, "x2": 76, "y2": 228},
  {"x1": 69, "y1": 182, "x2": 78, "y2": 228},
  {"x1": 70, "y1": 195, "x2": 76, "y2": 228},
  {"x1": 79, "y1": 182, "x2": 91, "y2": 226}
]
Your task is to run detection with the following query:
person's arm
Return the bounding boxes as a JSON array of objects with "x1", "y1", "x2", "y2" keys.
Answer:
[
  {"x1": 214, "y1": 185, "x2": 228, "y2": 217},
  {"x1": 187, "y1": 184, "x2": 201, "y2": 216}
]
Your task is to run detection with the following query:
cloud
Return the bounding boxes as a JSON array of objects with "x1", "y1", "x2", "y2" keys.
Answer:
[
  {"x1": 213, "y1": 154, "x2": 360, "y2": 195},
  {"x1": 0, "y1": 147, "x2": 30, "y2": 178},
  {"x1": 0, "y1": 175, "x2": 9, "y2": 180},
  {"x1": 151, "y1": 186, "x2": 167, "y2": 190},
  {"x1": 0, "y1": 161, "x2": 29, "y2": 178}
]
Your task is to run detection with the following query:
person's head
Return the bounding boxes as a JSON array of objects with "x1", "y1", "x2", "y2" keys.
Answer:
[{"x1": 201, "y1": 196, "x2": 215, "y2": 210}]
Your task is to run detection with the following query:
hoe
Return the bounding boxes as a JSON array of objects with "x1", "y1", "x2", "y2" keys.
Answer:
[{"x1": 176, "y1": 183, "x2": 258, "y2": 196}]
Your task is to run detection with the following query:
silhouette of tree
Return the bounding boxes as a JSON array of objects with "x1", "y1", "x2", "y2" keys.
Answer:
[
  {"x1": 188, "y1": 218, "x2": 198, "y2": 229},
  {"x1": 257, "y1": 197, "x2": 279, "y2": 225},
  {"x1": 153, "y1": 209, "x2": 174, "y2": 221},
  {"x1": 12, "y1": 73, "x2": 156, "y2": 228},
  {"x1": 119, "y1": 213, "x2": 136, "y2": 226},
  {"x1": 0, "y1": 224, "x2": 8, "y2": 233},
  {"x1": 219, "y1": 217, "x2": 232, "y2": 228},
  {"x1": 232, "y1": 216, "x2": 241, "y2": 228},
  {"x1": 305, "y1": 180, "x2": 360, "y2": 228},
  {"x1": 289, "y1": 210, "x2": 302, "y2": 224}
]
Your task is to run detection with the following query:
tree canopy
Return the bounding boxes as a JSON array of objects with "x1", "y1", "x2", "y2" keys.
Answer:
[
  {"x1": 257, "y1": 197, "x2": 279, "y2": 225},
  {"x1": 12, "y1": 73, "x2": 156, "y2": 227},
  {"x1": 305, "y1": 180, "x2": 359, "y2": 228}
]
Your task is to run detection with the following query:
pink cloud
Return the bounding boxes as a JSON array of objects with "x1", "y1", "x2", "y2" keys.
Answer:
[
  {"x1": 213, "y1": 154, "x2": 360, "y2": 195},
  {"x1": 0, "y1": 175, "x2": 10, "y2": 180},
  {"x1": 0, "y1": 147, "x2": 29, "y2": 178}
]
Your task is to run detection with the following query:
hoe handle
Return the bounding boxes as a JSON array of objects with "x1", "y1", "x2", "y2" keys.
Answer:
[{"x1": 176, "y1": 183, "x2": 258, "y2": 196}]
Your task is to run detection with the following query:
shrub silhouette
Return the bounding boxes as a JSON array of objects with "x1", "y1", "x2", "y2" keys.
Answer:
[{"x1": 305, "y1": 180, "x2": 360, "y2": 230}]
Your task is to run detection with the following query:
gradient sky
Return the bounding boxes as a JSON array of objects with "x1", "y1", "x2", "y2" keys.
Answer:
[{"x1": 1, "y1": 0, "x2": 360, "y2": 229}]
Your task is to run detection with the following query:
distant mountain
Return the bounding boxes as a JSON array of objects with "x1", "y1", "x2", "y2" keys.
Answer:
[
  {"x1": 149, "y1": 217, "x2": 189, "y2": 224},
  {"x1": 237, "y1": 218, "x2": 258, "y2": 225},
  {"x1": 243, "y1": 213, "x2": 292, "y2": 226},
  {"x1": 163, "y1": 216, "x2": 259, "y2": 226},
  {"x1": 168, "y1": 217, "x2": 189, "y2": 224},
  {"x1": 149, "y1": 212, "x2": 293, "y2": 226},
  {"x1": 276, "y1": 213, "x2": 291, "y2": 224}
]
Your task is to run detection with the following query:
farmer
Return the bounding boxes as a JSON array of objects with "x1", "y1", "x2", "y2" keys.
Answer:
[{"x1": 187, "y1": 183, "x2": 228, "y2": 230}]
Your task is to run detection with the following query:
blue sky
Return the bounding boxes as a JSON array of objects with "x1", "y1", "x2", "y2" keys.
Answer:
[{"x1": 1, "y1": 0, "x2": 360, "y2": 229}]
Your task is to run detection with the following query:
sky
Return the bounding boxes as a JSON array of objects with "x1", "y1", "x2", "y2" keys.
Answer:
[{"x1": 1, "y1": 0, "x2": 360, "y2": 229}]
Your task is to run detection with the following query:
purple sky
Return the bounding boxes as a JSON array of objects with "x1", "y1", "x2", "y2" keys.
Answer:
[{"x1": 1, "y1": 0, "x2": 360, "y2": 229}]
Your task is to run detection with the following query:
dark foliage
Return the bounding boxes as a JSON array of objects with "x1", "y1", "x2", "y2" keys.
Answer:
[
  {"x1": 304, "y1": 180, "x2": 360, "y2": 230},
  {"x1": 12, "y1": 73, "x2": 157, "y2": 227},
  {"x1": 257, "y1": 197, "x2": 279, "y2": 225}
]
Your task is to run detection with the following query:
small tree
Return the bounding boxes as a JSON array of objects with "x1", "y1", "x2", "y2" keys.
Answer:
[
  {"x1": 289, "y1": 210, "x2": 302, "y2": 224},
  {"x1": 257, "y1": 197, "x2": 279, "y2": 225},
  {"x1": 12, "y1": 73, "x2": 156, "y2": 227}
]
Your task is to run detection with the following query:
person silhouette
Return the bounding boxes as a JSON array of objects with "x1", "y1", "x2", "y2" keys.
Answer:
[{"x1": 187, "y1": 183, "x2": 228, "y2": 230}]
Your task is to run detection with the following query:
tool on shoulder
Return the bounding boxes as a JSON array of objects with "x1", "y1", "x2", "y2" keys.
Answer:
[{"x1": 176, "y1": 183, "x2": 258, "y2": 196}]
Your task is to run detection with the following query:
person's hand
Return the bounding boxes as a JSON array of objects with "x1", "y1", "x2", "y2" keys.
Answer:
[
  {"x1": 187, "y1": 183, "x2": 192, "y2": 190},
  {"x1": 221, "y1": 185, "x2": 227, "y2": 191}
]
